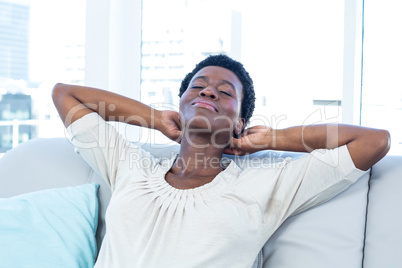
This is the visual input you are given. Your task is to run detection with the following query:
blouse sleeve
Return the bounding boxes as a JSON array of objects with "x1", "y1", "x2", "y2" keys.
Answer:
[
  {"x1": 283, "y1": 145, "x2": 366, "y2": 216},
  {"x1": 66, "y1": 112, "x2": 157, "y2": 192},
  {"x1": 239, "y1": 145, "x2": 367, "y2": 226}
]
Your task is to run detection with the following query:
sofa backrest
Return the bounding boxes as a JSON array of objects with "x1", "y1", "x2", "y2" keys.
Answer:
[{"x1": 363, "y1": 155, "x2": 402, "y2": 267}]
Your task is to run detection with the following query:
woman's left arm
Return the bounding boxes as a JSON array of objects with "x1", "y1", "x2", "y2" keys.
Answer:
[{"x1": 225, "y1": 124, "x2": 391, "y2": 171}]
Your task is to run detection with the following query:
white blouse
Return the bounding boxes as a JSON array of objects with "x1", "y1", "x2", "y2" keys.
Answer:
[{"x1": 67, "y1": 112, "x2": 366, "y2": 268}]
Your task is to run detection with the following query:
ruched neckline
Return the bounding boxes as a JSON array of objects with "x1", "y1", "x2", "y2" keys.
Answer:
[{"x1": 147, "y1": 153, "x2": 240, "y2": 195}]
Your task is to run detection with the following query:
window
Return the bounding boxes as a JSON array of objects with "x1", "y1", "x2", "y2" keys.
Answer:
[
  {"x1": 241, "y1": 0, "x2": 345, "y2": 129},
  {"x1": 361, "y1": 0, "x2": 402, "y2": 154},
  {"x1": 141, "y1": 0, "x2": 237, "y2": 109},
  {"x1": 140, "y1": 0, "x2": 243, "y2": 143},
  {"x1": 141, "y1": 0, "x2": 345, "y2": 143},
  {"x1": 0, "y1": 0, "x2": 85, "y2": 154},
  {"x1": 2, "y1": 0, "x2": 400, "y2": 155}
]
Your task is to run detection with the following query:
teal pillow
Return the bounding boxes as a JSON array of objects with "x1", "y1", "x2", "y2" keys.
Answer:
[{"x1": 0, "y1": 183, "x2": 99, "y2": 268}]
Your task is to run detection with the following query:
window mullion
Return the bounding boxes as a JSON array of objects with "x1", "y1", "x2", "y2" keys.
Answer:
[{"x1": 342, "y1": 0, "x2": 364, "y2": 125}]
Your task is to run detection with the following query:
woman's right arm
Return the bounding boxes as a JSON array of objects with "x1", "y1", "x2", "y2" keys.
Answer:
[{"x1": 52, "y1": 83, "x2": 182, "y2": 141}]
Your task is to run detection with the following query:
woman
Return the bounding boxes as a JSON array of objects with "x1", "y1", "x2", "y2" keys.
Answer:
[{"x1": 52, "y1": 55, "x2": 390, "y2": 268}]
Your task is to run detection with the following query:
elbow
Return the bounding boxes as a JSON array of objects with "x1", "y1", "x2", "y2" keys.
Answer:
[
  {"x1": 351, "y1": 128, "x2": 391, "y2": 171},
  {"x1": 51, "y1": 83, "x2": 65, "y2": 102},
  {"x1": 376, "y1": 129, "x2": 391, "y2": 157},
  {"x1": 368, "y1": 129, "x2": 391, "y2": 167},
  {"x1": 51, "y1": 83, "x2": 73, "y2": 107}
]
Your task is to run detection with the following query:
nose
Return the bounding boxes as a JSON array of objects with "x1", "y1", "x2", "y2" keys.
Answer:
[{"x1": 199, "y1": 87, "x2": 218, "y2": 100}]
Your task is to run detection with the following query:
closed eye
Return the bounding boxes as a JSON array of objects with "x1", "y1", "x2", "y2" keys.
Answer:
[
  {"x1": 191, "y1": 86, "x2": 204, "y2": 89},
  {"x1": 221, "y1": 91, "x2": 232, "y2": 97}
]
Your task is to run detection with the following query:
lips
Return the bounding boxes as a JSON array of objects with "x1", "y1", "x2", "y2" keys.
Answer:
[{"x1": 192, "y1": 99, "x2": 218, "y2": 112}]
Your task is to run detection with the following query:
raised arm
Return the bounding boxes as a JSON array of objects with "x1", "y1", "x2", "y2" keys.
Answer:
[
  {"x1": 225, "y1": 124, "x2": 390, "y2": 171},
  {"x1": 51, "y1": 83, "x2": 181, "y2": 141}
]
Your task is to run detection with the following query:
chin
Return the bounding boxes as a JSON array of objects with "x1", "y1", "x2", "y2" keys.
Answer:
[
  {"x1": 182, "y1": 111, "x2": 235, "y2": 132},
  {"x1": 185, "y1": 118, "x2": 232, "y2": 139},
  {"x1": 184, "y1": 117, "x2": 213, "y2": 131}
]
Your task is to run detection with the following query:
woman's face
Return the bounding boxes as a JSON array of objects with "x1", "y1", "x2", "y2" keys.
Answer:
[{"x1": 179, "y1": 66, "x2": 244, "y2": 141}]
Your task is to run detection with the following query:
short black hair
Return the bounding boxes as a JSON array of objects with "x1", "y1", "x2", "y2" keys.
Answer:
[{"x1": 178, "y1": 54, "x2": 255, "y2": 126}]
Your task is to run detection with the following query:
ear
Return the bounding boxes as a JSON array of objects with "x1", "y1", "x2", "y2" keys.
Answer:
[{"x1": 234, "y1": 118, "x2": 246, "y2": 136}]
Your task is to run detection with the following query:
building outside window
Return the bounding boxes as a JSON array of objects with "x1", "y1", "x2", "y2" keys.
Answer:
[
  {"x1": 0, "y1": 0, "x2": 31, "y2": 153},
  {"x1": 140, "y1": 0, "x2": 345, "y2": 145},
  {"x1": 0, "y1": 0, "x2": 85, "y2": 155}
]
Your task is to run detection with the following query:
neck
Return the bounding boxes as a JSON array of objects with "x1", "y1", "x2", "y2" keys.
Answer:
[{"x1": 171, "y1": 133, "x2": 228, "y2": 177}]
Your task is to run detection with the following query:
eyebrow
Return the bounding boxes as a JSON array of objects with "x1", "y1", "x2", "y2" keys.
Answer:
[{"x1": 192, "y1": 76, "x2": 237, "y2": 92}]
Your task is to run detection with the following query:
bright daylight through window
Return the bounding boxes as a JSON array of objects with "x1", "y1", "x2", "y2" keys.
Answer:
[
  {"x1": 141, "y1": 0, "x2": 345, "y2": 145},
  {"x1": 0, "y1": 0, "x2": 85, "y2": 155},
  {"x1": 0, "y1": 0, "x2": 401, "y2": 155},
  {"x1": 361, "y1": 0, "x2": 402, "y2": 154}
]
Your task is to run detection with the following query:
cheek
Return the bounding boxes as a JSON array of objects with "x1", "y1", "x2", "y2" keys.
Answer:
[
  {"x1": 224, "y1": 100, "x2": 241, "y2": 117},
  {"x1": 216, "y1": 102, "x2": 240, "y2": 128},
  {"x1": 179, "y1": 93, "x2": 190, "y2": 110}
]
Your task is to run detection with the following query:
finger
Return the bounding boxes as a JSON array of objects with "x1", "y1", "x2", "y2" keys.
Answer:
[
  {"x1": 172, "y1": 136, "x2": 181, "y2": 144},
  {"x1": 223, "y1": 147, "x2": 235, "y2": 155},
  {"x1": 228, "y1": 136, "x2": 242, "y2": 148},
  {"x1": 225, "y1": 138, "x2": 241, "y2": 153},
  {"x1": 241, "y1": 128, "x2": 261, "y2": 137},
  {"x1": 176, "y1": 131, "x2": 183, "y2": 144},
  {"x1": 223, "y1": 146, "x2": 245, "y2": 156},
  {"x1": 174, "y1": 117, "x2": 182, "y2": 130},
  {"x1": 246, "y1": 127, "x2": 269, "y2": 135}
]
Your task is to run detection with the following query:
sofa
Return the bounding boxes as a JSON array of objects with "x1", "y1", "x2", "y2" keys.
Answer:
[{"x1": 0, "y1": 137, "x2": 401, "y2": 268}]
